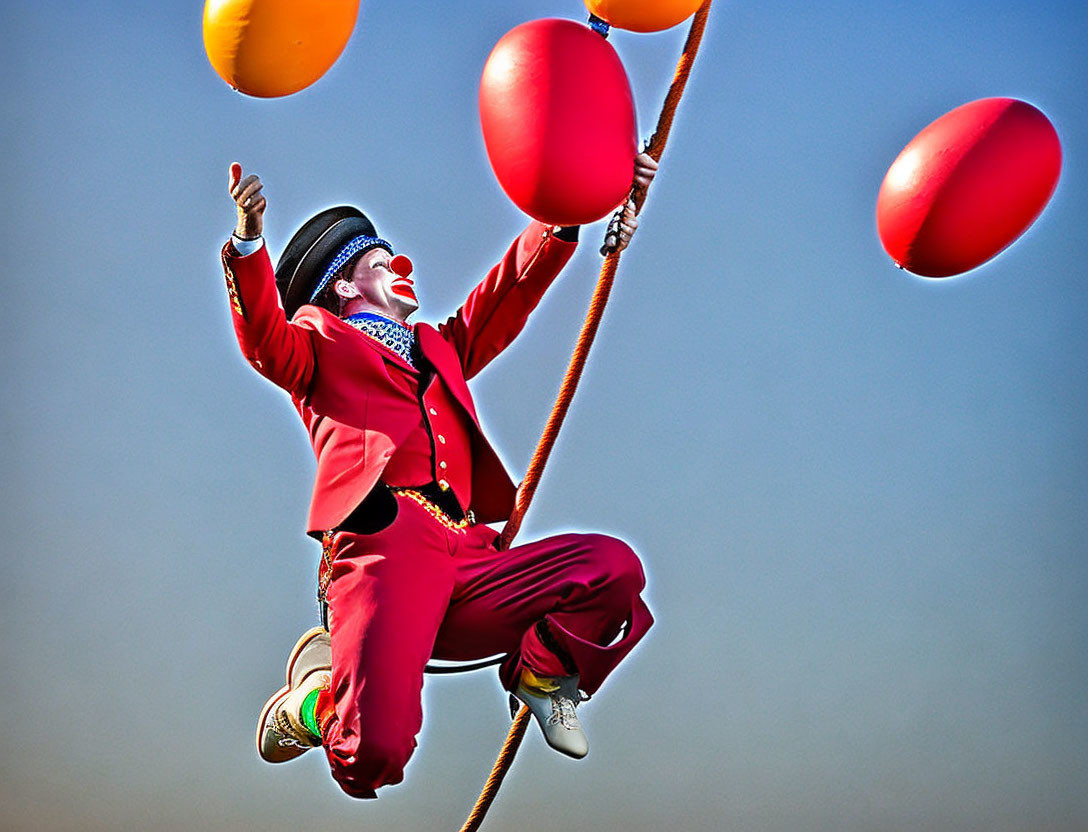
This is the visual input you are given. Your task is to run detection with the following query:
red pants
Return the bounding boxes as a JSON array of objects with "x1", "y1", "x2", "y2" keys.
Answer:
[{"x1": 320, "y1": 493, "x2": 653, "y2": 798}]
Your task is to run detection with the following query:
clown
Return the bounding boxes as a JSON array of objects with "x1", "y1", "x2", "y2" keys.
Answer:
[{"x1": 222, "y1": 154, "x2": 656, "y2": 798}]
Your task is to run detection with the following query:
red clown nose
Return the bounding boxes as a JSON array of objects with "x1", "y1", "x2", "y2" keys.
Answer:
[{"x1": 390, "y1": 254, "x2": 413, "y2": 277}]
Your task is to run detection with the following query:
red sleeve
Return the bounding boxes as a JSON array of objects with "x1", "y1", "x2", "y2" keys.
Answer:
[
  {"x1": 221, "y1": 240, "x2": 316, "y2": 397},
  {"x1": 437, "y1": 221, "x2": 578, "y2": 380}
]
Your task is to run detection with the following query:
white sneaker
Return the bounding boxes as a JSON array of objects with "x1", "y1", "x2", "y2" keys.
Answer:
[
  {"x1": 514, "y1": 669, "x2": 589, "y2": 759},
  {"x1": 255, "y1": 628, "x2": 332, "y2": 763}
]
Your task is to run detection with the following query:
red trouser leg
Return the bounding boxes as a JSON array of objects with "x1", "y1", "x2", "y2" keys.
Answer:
[
  {"x1": 435, "y1": 530, "x2": 654, "y2": 695},
  {"x1": 321, "y1": 497, "x2": 653, "y2": 798},
  {"x1": 320, "y1": 498, "x2": 456, "y2": 799}
]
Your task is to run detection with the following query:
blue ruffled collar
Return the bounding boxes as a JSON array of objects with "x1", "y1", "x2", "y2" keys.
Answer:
[{"x1": 344, "y1": 312, "x2": 416, "y2": 367}]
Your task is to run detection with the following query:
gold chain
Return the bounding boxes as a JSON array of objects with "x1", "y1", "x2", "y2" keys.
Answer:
[
  {"x1": 318, "y1": 530, "x2": 335, "y2": 603},
  {"x1": 391, "y1": 488, "x2": 473, "y2": 533}
]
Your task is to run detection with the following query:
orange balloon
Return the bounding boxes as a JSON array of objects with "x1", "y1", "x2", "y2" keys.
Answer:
[
  {"x1": 203, "y1": 0, "x2": 360, "y2": 98},
  {"x1": 584, "y1": 0, "x2": 703, "y2": 33}
]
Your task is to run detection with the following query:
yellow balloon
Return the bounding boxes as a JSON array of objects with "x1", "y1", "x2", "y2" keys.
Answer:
[
  {"x1": 203, "y1": 0, "x2": 360, "y2": 98},
  {"x1": 585, "y1": 0, "x2": 703, "y2": 33}
]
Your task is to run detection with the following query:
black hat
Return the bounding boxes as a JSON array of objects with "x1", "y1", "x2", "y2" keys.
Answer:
[{"x1": 274, "y1": 206, "x2": 392, "y2": 318}]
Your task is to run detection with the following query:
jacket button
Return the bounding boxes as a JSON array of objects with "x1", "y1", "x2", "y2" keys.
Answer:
[
  {"x1": 439, "y1": 461, "x2": 447, "y2": 470},
  {"x1": 437, "y1": 435, "x2": 446, "y2": 444},
  {"x1": 438, "y1": 479, "x2": 450, "y2": 491},
  {"x1": 429, "y1": 407, "x2": 437, "y2": 416}
]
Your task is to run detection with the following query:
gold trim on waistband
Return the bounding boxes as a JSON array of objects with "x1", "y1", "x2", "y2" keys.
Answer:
[{"x1": 391, "y1": 488, "x2": 474, "y2": 533}]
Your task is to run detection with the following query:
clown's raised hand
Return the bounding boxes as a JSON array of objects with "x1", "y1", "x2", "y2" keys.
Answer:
[
  {"x1": 229, "y1": 162, "x2": 266, "y2": 240},
  {"x1": 603, "y1": 152, "x2": 658, "y2": 254}
]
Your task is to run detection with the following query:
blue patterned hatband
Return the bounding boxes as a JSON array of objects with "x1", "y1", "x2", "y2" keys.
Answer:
[
  {"x1": 344, "y1": 312, "x2": 416, "y2": 367},
  {"x1": 310, "y1": 234, "x2": 394, "y2": 303}
]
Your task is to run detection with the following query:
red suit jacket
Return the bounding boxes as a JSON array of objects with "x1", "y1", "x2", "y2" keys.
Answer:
[{"x1": 222, "y1": 221, "x2": 577, "y2": 536}]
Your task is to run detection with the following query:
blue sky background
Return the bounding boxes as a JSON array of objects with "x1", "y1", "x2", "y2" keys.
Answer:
[{"x1": 1, "y1": 1, "x2": 1085, "y2": 830}]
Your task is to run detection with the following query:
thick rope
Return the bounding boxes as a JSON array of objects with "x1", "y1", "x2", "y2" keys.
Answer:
[
  {"x1": 495, "y1": 250, "x2": 621, "y2": 550},
  {"x1": 457, "y1": 707, "x2": 532, "y2": 832},
  {"x1": 457, "y1": 5, "x2": 714, "y2": 831}
]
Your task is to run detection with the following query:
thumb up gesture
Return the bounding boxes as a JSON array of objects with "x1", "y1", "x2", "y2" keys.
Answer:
[{"x1": 229, "y1": 162, "x2": 266, "y2": 240}]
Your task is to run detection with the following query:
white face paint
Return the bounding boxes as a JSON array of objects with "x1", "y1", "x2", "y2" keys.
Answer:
[{"x1": 339, "y1": 246, "x2": 419, "y2": 321}]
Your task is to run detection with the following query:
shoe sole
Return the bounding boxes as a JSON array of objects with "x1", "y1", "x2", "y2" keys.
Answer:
[{"x1": 255, "y1": 685, "x2": 297, "y2": 763}]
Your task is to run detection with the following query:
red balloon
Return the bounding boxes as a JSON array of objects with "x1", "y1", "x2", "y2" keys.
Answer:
[
  {"x1": 876, "y1": 98, "x2": 1061, "y2": 277},
  {"x1": 480, "y1": 19, "x2": 637, "y2": 226}
]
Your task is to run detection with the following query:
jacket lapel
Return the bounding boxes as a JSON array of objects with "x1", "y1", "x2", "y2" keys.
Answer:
[{"x1": 415, "y1": 324, "x2": 480, "y2": 423}]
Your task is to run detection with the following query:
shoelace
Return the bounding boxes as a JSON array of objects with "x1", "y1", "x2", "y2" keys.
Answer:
[
  {"x1": 273, "y1": 710, "x2": 315, "y2": 749},
  {"x1": 546, "y1": 691, "x2": 586, "y2": 730}
]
